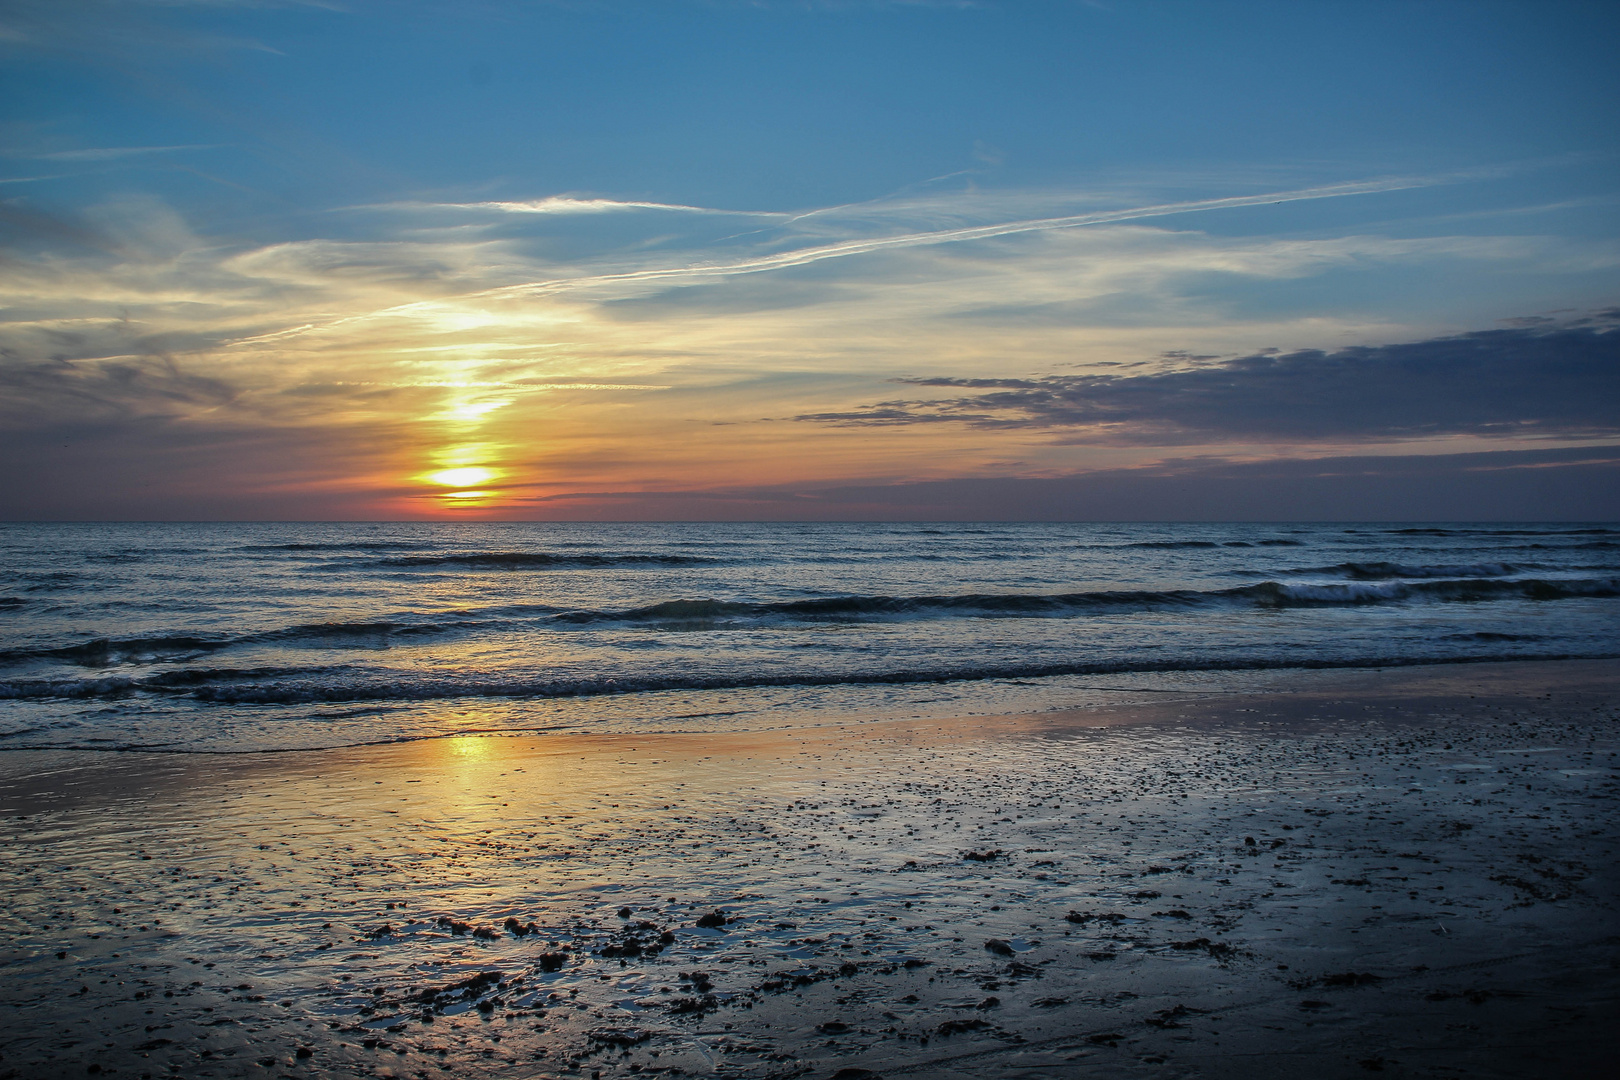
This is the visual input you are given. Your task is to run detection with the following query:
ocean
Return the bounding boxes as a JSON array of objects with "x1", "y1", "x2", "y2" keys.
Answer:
[{"x1": 1, "y1": 521, "x2": 1616, "y2": 752}]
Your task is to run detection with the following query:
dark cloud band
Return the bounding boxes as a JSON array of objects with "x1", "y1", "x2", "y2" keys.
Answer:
[{"x1": 797, "y1": 318, "x2": 1620, "y2": 443}]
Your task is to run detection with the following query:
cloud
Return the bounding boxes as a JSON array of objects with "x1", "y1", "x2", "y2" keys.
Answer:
[
  {"x1": 0, "y1": 200, "x2": 118, "y2": 251},
  {"x1": 13, "y1": 144, "x2": 223, "y2": 162},
  {"x1": 265, "y1": 172, "x2": 1462, "y2": 340},
  {"x1": 319, "y1": 380, "x2": 669, "y2": 391},
  {"x1": 795, "y1": 322, "x2": 1620, "y2": 443},
  {"x1": 0, "y1": 353, "x2": 237, "y2": 426},
  {"x1": 797, "y1": 443, "x2": 1620, "y2": 521},
  {"x1": 461, "y1": 444, "x2": 1620, "y2": 522},
  {"x1": 362, "y1": 197, "x2": 790, "y2": 218}
]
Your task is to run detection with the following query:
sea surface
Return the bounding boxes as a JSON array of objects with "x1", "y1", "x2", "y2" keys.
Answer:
[{"x1": 1, "y1": 521, "x2": 1616, "y2": 752}]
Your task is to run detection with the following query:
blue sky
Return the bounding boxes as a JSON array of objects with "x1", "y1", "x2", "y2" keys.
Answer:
[{"x1": 2, "y1": 0, "x2": 1617, "y2": 519}]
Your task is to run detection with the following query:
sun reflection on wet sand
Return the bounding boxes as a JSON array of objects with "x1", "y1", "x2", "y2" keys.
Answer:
[{"x1": 445, "y1": 734, "x2": 494, "y2": 759}]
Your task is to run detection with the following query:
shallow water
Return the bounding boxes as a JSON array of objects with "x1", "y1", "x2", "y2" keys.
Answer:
[{"x1": 1, "y1": 522, "x2": 1616, "y2": 751}]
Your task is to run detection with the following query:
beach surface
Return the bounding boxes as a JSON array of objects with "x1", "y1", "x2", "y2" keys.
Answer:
[{"x1": 1, "y1": 659, "x2": 1616, "y2": 1080}]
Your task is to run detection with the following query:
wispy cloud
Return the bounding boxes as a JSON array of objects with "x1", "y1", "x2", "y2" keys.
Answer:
[
  {"x1": 235, "y1": 171, "x2": 1468, "y2": 348},
  {"x1": 322, "y1": 380, "x2": 670, "y2": 390},
  {"x1": 362, "y1": 196, "x2": 791, "y2": 217},
  {"x1": 0, "y1": 352, "x2": 238, "y2": 425},
  {"x1": 478, "y1": 173, "x2": 1464, "y2": 287},
  {"x1": 15, "y1": 144, "x2": 224, "y2": 162}
]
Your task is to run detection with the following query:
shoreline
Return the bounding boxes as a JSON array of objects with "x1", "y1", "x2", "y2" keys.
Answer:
[
  {"x1": 1, "y1": 658, "x2": 1616, "y2": 1079},
  {"x1": 7, "y1": 649, "x2": 1618, "y2": 757},
  {"x1": 2, "y1": 657, "x2": 1615, "y2": 812}
]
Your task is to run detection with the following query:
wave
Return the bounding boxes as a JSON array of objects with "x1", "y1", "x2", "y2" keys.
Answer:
[
  {"x1": 1126, "y1": 540, "x2": 1220, "y2": 548},
  {"x1": 0, "y1": 634, "x2": 235, "y2": 666},
  {"x1": 3, "y1": 649, "x2": 1614, "y2": 707},
  {"x1": 368, "y1": 552, "x2": 725, "y2": 569},
  {"x1": 1383, "y1": 527, "x2": 1616, "y2": 537},
  {"x1": 238, "y1": 541, "x2": 438, "y2": 552},
  {"x1": 142, "y1": 665, "x2": 341, "y2": 687},
  {"x1": 0, "y1": 618, "x2": 511, "y2": 668},
  {"x1": 1123, "y1": 539, "x2": 1304, "y2": 549},
  {"x1": 1287, "y1": 561, "x2": 1529, "y2": 580},
  {"x1": 0, "y1": 571, "x2": 84, "y2": 591},
  {"x1": 1243, "y1": 576, "x2": 1619, "y2": 604},
  {"x1": 1121, "y1": 537, "x2": 1308, "y2": 550},
  {"x1": 9, "y1": 576, "x2": 1615, "y2": 670},
  {"x1": 236, "y1": 542, "x2": 723, "y2": 566},
  {"x1": 251, "y1": 619, "x2": 495, "y2": 643},
  {"x1": 558, "y1": 576, "x2": 1620, "y2": 626},
  {"x1": 1511, "y1": 541, "x2": 1620, "y2": 551}
]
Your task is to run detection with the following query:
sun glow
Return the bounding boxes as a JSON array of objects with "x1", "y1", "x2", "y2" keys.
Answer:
[
  {"x1": 413, "y1": 384, "x2": 516, "y2": 512},
  {"x1": 439, "y1": 399, "x2": 510, "y2": 424},
  {"x1": 428, "y1": 466, "x2": 498, "y2": 488}
]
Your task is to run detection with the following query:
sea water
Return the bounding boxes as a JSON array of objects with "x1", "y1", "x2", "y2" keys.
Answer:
[{"x1": 1, "y1": 521, "x2": 1615, "y2": 751}]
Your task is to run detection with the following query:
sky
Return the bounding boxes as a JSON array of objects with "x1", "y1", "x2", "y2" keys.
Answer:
[{"x1": 1, "y1": 0, "x2": 1617, "y2": 521}]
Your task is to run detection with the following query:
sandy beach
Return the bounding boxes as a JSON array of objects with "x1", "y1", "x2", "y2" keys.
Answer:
[{"x1": 1, "y1": 658, "x2": 1616, "y2": 1080}]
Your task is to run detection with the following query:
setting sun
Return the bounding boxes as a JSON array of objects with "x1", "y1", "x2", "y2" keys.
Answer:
[{"x1": 427, "y1": 467, "x2": 497, "y2": 488}]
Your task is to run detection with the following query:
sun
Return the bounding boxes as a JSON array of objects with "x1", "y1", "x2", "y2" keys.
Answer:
[{"x1": 427, "y1": 466, "x2": 497, "y2": 488}]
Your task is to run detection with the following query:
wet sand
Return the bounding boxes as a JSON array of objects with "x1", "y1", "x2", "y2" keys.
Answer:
[{"x1": 1, "y1": 659, "x2": 1616, "y2": 1080}]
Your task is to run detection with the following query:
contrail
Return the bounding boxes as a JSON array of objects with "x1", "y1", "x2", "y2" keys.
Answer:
[
  {"x1": 354, "y1": 196, "x2": 793, "y2": 217},
  {"x1": 229, "y1": 173, "x2": 1451, "y2": 348},
  {"x1": 31, "y1": 143, "x2": 222, "y2": 161},
  {"x1": 493, "y1": 175, "x2": 1448, "y2": 293}
]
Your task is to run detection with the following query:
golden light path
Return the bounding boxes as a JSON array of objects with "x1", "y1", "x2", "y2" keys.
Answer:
[{"x1": 419, "y1": 380, "x2": 517, "y2": 510}]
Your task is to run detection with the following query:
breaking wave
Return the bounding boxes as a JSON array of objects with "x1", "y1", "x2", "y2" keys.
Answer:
[
  {"x1": 559, "y1": 576, "x2": 1620, "y2": 626},
  {"x1": 1287, "y1": 561, "x2": 1529, "y2": 580},
  {"x1": 1382, "y1": 527, "x2": 1616, "y2": 537},
  {"x1": 238, "y1": 541, "x2": 438, "y2": 552},
  {"x1": 8, "y1": 576, "x2": 1616, "y2": 672},
  {"x1": 0, "y1": 618, "x2": 515, "y2": 667},
  {"x1": 1124, "y1": 539, "x2": 1305, "y2": 549},
  {"x1": 3, "y1": 649, "x2": 1614, "y2": 706}
]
